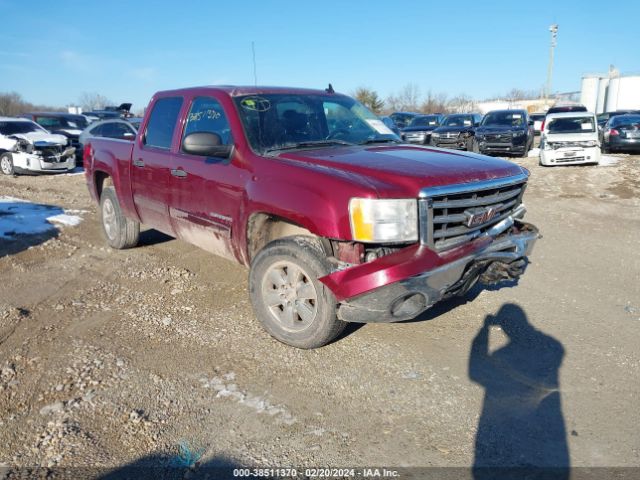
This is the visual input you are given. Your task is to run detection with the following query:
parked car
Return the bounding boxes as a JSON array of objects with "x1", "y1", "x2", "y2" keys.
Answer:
[
  {"x1": 539, "y1": 112, "x2": 600, "y2": 166},
  {"x1": 21, "y1": 112, "x2": 88, "y2": 164},
  {"x1": 597, "y1": 110, "x2": 640, "y2": 129},
  {"x1": 84, "y1": 85, "x2": 538, "y2": 349},
  {"x1": 0, "y1": 117, "x2": 75, "y2": 175},
  {"x1": 380, "y1": 116, "x2": 401, "y2": 136},
  {"x1": 430, "y1": 113, "x2": 482, "y2": 150},
  {"x1": 389, "y1": 112, "x2": 420, "y2": 129},
  {"x1": 401, "y1": 114, "x2": 443, "y2": 144},
  {"x1": 600, "y1": 114, "x2": 640, "y2": 153},
  {"x1": 529, "y1": 113, "x2": 545, "y2": 134},
  {"x1": 79, "y1": 119, "x2": 138, "y2": 149},
  {"x1": 470, "y1": 110, "x2": 533, "y2": 157}
]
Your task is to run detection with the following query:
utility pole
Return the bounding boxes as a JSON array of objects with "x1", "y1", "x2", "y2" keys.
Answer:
[
  {"x1": 251, "y1": 41, "x2": 258, "y2": 86},
  {"x1": 545, "y1": 24, "x2": 559, "y2": 100}
]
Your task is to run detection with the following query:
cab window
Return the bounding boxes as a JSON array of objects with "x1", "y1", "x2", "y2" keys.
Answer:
[
  {"x1": 143, "y1": 97, "x2": 183, "y2": 149},
  {"x1": 182, "y1": 96, "x2": 232, "y2": 148}
]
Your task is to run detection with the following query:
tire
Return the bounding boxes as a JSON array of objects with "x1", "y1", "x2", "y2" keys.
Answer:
[
  {"x1": 601, "y1": 143, "x2": 610, "y2": 154},
  {"x1": 249, "y1": 236, "x2": 346, "y2": 349},
  {"x1": 0, "y1": 153, "x2": 15, "y2": 176},
  {"x1": 99, "y1": 186, "x2": 140, "y2": 249},
  {"x1": 469, "y1": 137, "x2": 480, "y2": 153}
]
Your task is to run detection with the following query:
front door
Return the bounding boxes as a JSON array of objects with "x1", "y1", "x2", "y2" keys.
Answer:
[{"x1": 168, "y1": 95, "x2": 244, "y2": 261}]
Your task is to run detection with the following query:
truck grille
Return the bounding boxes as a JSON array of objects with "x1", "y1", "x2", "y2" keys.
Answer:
[{"x1": 418, "y1": 174, "x2": 528, "y2": 250}]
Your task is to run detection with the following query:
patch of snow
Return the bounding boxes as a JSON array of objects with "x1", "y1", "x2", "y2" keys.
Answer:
[
  {"x1": 0, "y1": 196, "x2": 84, "y2": 238},
  {"x1": 527, "y1": 148, "x2": 540, "y2": 158},
  {"x1": 598, "y1": 155, "x2": 619, "y2": 167}
]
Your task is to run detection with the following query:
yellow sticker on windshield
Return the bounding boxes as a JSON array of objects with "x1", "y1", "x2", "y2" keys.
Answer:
[{"x1": 240, "y1": 96, "x2": 271, "y2": 112}]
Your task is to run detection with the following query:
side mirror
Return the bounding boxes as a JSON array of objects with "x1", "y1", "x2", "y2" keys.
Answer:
[
  {"x1": 122, "y1": 132, "x2": 135, "y2": 140},
  {"x1": 182, "y1": 132, "x2": 232, "y2": 159}
]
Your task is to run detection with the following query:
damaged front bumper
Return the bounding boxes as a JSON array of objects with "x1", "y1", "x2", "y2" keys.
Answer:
[
  {"x1": 320, "y1": 218, "x2": 539, "y2": 323},
  {"x1": 11, "y1": 148, "x2": 76, "y2": 174}
]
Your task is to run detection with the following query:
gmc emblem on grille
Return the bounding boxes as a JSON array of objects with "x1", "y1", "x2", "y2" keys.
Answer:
[{"x1": 465, "y1": 206, "x2": 499, "y2": 227}]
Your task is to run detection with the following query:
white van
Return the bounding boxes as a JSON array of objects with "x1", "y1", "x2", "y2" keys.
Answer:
[{"x1": 540, "y1": 112, "x2": 600, "y2": 166}]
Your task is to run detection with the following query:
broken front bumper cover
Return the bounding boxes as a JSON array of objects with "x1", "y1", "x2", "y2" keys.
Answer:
[{"x1": 320, "y1": 218, "x2": 539, "y2": 323}]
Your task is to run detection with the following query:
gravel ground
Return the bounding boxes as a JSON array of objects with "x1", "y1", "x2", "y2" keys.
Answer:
[{"x1": 0, "y1": 152, "x2": 638, "y2": 477}]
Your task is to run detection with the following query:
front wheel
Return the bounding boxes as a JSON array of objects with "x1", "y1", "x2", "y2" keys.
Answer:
[
  {"x1": 99, "y1": 186, "x2": 140, "y2": 249},
  {"x1": 0, "y1": 153, "x2": 15, "y2": 176},
  {"x1": 249, "y1": 236, "x2": 346, "y2": 349}
]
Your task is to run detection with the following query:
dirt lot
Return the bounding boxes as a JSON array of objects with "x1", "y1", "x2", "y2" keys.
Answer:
[{"x1": 0, "y1": 153, "x2": 639, "y2": 477}]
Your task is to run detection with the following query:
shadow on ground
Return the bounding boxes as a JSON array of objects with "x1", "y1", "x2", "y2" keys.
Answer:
[
  {"x1": 98, "y1": 452, "x2": 244, "y2": 480},
  {"x1": 138, "y1": 228, "x2": 175, "y2": 247},
  {"x1": 469, "y1": 303, "x2": 569, "y2": 479}
]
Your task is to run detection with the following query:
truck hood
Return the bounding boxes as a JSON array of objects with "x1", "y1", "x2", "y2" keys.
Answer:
[
  {"x1": 278, "y1": 145, "x2": 524, "y2": 197},
  {"x1": 10, "y1": 132, "x2": 68, "y2": 146},
  {"x1": 432, "y1": 125, "x2": 472, "y2": 135}
]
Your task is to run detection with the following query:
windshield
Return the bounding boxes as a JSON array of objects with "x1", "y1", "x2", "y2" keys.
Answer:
[
  {"x1": 35, "y1": 116, "x2": 88, "y2": 130},
  {"x1": 482, "y1": 111, "x2": 525, "y2": 127},
  {"x1": 234, "y1": 94, "x2": 399, "y2": 153},
  {"x1": 442, "y1": 115, "x2": 473, "y2": 127},
  {"x1": 0, "y1": 121, "x2": 47, "y2": 135},
  {"x1": 547, "y1": 116, "x2": 595, "y2": 133},
  {"x1": 409, "y1": 116, "x2": 440, "y2": 127}
]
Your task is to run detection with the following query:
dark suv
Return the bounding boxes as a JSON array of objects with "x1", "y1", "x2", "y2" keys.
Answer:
[
  {"x1": 470, "y1": 110, "x2": 533, "y2": 157},
  {"x1": 401, "y1": 114, "x2": 443, "y2": 144},
  {"x1": 430, "y1": 113, "x2": 482, "y2": 150}
]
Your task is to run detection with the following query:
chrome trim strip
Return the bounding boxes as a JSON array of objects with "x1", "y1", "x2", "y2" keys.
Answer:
[{"x1": 418, "y1": 172, "x2": 529, "y2": 198}]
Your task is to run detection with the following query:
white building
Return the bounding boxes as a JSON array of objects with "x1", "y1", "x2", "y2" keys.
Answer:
[{"x1": 580, "y1": 68, "x2": 640, "y2": 114}]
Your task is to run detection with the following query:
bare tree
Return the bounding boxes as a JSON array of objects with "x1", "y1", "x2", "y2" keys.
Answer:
[
  {"x1": 0, "y1": 91, "x2": 64, "y2": 116},
  {"x1": 447, "y1": 94, "x2": 478, "y2": 113},
  {"x1": 78, "y1": 92, "x2": 113, "y2": 111},
  {"x1": 353, "y1": 86, "x2": 385, "y2": 114},
  {"x1": 421, "y1": 91, "x2": 448, "y2": 113},
  {"x1": 385, "y1": 83, "x2": 421, "y2": 113}
]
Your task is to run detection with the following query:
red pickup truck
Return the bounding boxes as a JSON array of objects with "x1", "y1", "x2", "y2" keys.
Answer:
[{"x1": 84, "y1": 86, "x2": 539, "y2": 348}]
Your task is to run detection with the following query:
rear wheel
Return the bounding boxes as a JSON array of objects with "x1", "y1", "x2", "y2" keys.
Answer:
[
  {"x1": 99, "y1": 186, "x2": 140, "y2": 249},
  {"x1": 0, "y1": 153, "x2": 14, "y2": 176},
  {"x1": 249, "y1": 236, "x2": 346, "y2": 349},
  {"x1": 601, "y1": 143, "x2": 610, "y2": 154}
]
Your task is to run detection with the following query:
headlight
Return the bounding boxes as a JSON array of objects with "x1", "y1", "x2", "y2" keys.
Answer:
[
  {"x1": 349, "y1": 198, "x2": 418, "y2": 243},
  {"x1": 514, "y1": 130, "x2": 526, "y2": 136},
  {"x1": 431, "y1": 132, "x2": 440, "y2": 138},
  {"x1": 581, "y1": 140, "x2": 597, "y2": 147}
]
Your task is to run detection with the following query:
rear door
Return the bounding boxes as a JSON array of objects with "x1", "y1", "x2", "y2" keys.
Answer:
[
  {"x1": 130, "y1": 96, "x2": 183, "y2": 236},
  {"x1": 168, "y1": 94, "x2": 244, "y2": 260}
]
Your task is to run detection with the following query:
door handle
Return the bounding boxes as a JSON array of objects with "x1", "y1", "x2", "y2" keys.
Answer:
[
  {"x1": 133, "y1": 158, "x2": 145, "y2": 167},
  {"x1": 171, "y1": 168, "x2": 188, "y2": 178}
]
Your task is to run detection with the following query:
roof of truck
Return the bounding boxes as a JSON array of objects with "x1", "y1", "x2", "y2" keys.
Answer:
[{"x1": 154, "y1": 85, "x2": 342, "y2": 97}]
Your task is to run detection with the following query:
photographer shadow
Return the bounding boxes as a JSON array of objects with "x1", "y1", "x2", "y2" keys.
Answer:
[{"x1": 469, "y1": 304, "x2": 569, "y2": 479}]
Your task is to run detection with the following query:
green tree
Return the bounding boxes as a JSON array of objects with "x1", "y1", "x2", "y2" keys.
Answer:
[{"x1": 353, "y1": 87, "x2": 385, "y2": 115}]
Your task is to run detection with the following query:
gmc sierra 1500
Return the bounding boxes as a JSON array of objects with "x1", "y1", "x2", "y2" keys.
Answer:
[{"x1": 84, "y1": 86, "x2": 539, "y2": 349}]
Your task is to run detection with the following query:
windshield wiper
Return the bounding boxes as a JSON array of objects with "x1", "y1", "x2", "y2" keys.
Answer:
[
  {"x1": 266, "y1": 140, "x2": 353, "y2": 153},
  {"x1": 359, "y1": 138, "x2": 402, "y2": 145}
]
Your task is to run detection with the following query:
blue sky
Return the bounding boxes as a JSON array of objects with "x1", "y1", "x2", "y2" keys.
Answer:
[{"x1": 1, "y1": 0, "x2": 638, "y2": 111}]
